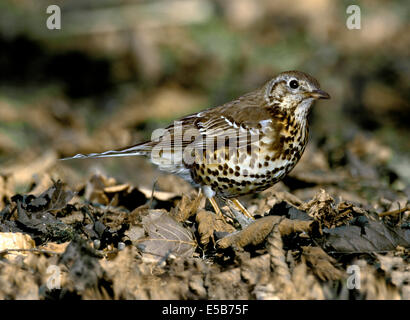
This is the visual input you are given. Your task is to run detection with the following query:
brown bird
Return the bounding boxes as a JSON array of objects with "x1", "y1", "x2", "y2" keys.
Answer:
[{"x1": 63, "y1": 71, "x2": 330, "y2": 220}]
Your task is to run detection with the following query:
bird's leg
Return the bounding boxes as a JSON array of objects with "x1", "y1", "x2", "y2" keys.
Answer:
[
  {"x1": 208, "y1": 197, "x2": 226, "y2": 222},
  {"x1": 231, "y1": 198, "x2": 254, "y2": 220}
]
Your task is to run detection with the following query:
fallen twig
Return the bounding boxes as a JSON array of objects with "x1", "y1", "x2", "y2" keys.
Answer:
[{"x1": 378, "y1": 206, "x2": 409, "y2": 217}]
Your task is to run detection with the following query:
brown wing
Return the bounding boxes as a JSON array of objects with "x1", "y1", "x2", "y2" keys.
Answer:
[{"x1": 148, "y1": 86, "x2": 272, "y2": 152}]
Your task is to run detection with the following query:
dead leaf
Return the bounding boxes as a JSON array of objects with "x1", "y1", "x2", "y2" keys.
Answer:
[
  {"x1": 124, "y1": 226, "x2": 145, "y2": 245},
  {"x1": 173, "y1": 193, "x2": 203, "y2": 222},
  {"x1": 278, "y1": 219, "x2": 319, "y2": 237},
  {"x1": 322, "y1": 220, "x2": 410, "y2": 253},
  {"x1": 196, "y1": 210, "x2": 235, "y2": 246},
  {"x1": 0, "y1": 232, "x2": 35, "y2": 260},
  {"x1": 85, "y1": 174, "x2": 118, "y2": 205},
  {"x1": 301, "y1": 246, "x2": 344, "y2": 281},
  {"x1": 216, "y1": 215, "x2": 318, "y2": 249},
  {"x1": 136, "y1": 210, "x2": 196, "y2": 261},
  {"x1": 104, "y1": 184, "x2": 130, "y2": 193},
  {"x1": 6, "y1": 181, "x2": 75, "y2": 243},
  {"x1": 38, "y1": 241, "x2": 70, "y2": 254},
  {"x1": 85, "y1": 174, "x2": 148, "y2": 210},
  {"x1": 18, "y1": 180, "x2": 75, "y2": 214},
  {"x1": 299, "y1": 189, "x2": 354, "y2": 228},
  {"x1": 217, "y1": 216, "x2": 282, "y2": 249},
  {"x1": 139, "y1": 187, "x2": 179, "y2": 202}
]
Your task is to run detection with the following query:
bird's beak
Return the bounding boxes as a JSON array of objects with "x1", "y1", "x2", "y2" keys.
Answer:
[{"x1": 310, "y1": 89, "x2": 330, "y2": 100}]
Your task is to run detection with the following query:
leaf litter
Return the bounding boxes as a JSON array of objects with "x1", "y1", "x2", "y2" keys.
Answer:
[
  {"x1": 0, "y1": 119, "x2": 409, "y2": 300},
  {"x1": 0, "y1": 154, "x2": 407, "y2": 300},
  {"x1": 0, "y1": 0, "x2": 409, "y2": 300},
  {"x1": 136, "y1": 210, "x2": 196, "y2": 263}
]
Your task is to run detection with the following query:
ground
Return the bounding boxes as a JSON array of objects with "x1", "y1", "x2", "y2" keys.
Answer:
[{"x1": 0, "y1": 0, "x2": 409, "y2": 300}]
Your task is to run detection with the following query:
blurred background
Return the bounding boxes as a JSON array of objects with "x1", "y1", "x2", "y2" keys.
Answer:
[{"x1": 0, "y1": 0, "x2": 408, "y2": 204}]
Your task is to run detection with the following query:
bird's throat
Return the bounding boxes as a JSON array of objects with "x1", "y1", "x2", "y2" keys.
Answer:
[{"x1": 294, "y1": 98, "x2": 314, "y2": 128}]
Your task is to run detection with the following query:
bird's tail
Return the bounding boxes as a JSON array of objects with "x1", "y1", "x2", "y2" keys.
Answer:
[{"x1": 60, "y1": 142, "x2": 152, "y2": 161}]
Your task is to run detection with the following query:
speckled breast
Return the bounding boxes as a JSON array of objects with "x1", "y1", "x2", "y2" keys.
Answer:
[{"x1": 189, "y1": 120, "x2": 308, "y2": 198}]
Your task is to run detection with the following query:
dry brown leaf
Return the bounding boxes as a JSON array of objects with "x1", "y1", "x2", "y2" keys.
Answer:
[
  {"x1": 323, "y1": 220, "x2": 410, "y2": 253},
  {"x1": 196, "y1": 210, "x2": 235, "y2": 246},
  {"x1": 29, "y1": 174, "x2": 55, "y2": 196},
  {"x1": 278, "y1": 219, "x2": 317, "y2": 237},
  {"x1": 139, "y1": 187, "x2": 179, "y2": 202},
  {"x1": 301, "y1": 246, "x2": 344, "y2": 281},
  {"x1": 217, "y1": 215, "x2": 317, "y2": 249},
  {"x1": 85, "y1": 174, "x2": 116, "y2": 204},
  {"x1": 136, "y1": 210, "x2": 196, "y2": 262},
  {"x1": 173, "y1": 193, "x2": 203, "y2": 222},
  {"x1": 299, "y1": 189, "x2": 353, "y2": 228},
  {"x1": 124, "y1": 226, "x2": 145, "y2": 245},
  {"x1": 0, "y1": 232, "x2": 35, "y2": 260},
  {"x1": 38, "y1": 242, "x2": 70, "y2": 254},
  {"x1": 104, "y1": 184, "x2": 131, "y2": 193},
  {"x1": 84, "y1": 174, "x2": 150, "y2": 210},
  {"x1": 217, "y1": 216, "x2": 282, "y2": 249}
]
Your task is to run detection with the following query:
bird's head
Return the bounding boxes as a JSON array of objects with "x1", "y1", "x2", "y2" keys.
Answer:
[{"x1": 264, "y1": 71, "x2": 330, "y2": 120}]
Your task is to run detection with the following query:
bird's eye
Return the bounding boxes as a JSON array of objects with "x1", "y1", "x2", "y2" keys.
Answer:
[{"x1": 289, "y1": 80, "x2": 299, "y2": 89}]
